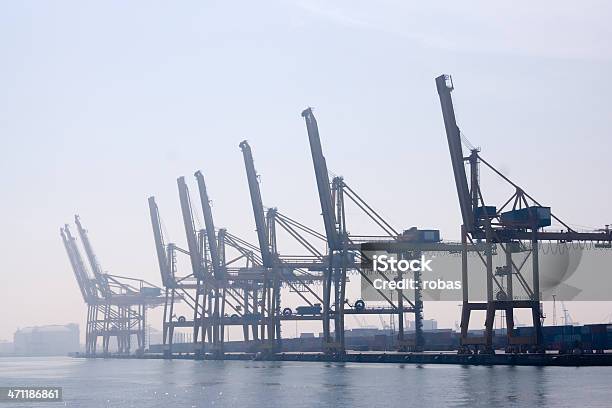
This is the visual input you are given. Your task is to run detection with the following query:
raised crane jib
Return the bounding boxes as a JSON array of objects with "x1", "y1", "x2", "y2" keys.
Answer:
[
  {"x1": 301, "y1": 108, "x2": 339, "y2": 249},
  {"x1": 60, "y1": 227, "x2": 91, "y2": 303},
  {"x1": 147, "y1": 196, "x2": 174, "y2": 287},
  {"x1": 435, "y1": 75, "x2": 475, "y2": 232},
  {"x1": 194, "y1": 170, "x2": 225, "y2": 279},
  {"x1": 61, "y1": 225, "x2": 98, "y2": 302},
  {"x1": 74, "y1": 215, "x2": 110, "y2": 296},
  {"x1": 177, "y1": 176, "x2": 205, "y2": 279},
  {"x1": 239, "y1": 140, "x2": 274, "y2": 268}
]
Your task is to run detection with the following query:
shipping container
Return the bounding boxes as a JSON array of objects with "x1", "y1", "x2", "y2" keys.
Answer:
[{"x1": 500, "y1": 206, "x2": 551, "y2": 228}]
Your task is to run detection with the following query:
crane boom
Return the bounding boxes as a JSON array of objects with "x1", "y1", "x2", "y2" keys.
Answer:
[
  {"x1": 74, "y1": 215, "x2": 103, "y2": 278},
  {"x1": 239, "y1": 140, "x2": 273, "y2": 268},
  {"x1": 147, "y1": 196, "x2": 174, "y2": 287},
  {"x1": 301, "y1": 108, "x2": 339, "y2": 249},
  {"x1": 62, "y1": 225, "x2": 98, "y2": 301},
  {"x1": 177, "y1": 176, "x2": 205, "y2": 279},
  {"x1": 60, "y1": 227, "x2": 92, "y2": 303},
  {"x1": 74, "y1": 215, "x2": 110, "y2": 296},
  {"x1": 194, "y1": 170, "x2": 224, "y2": 279},
  {"x1": 435, "y1": 75, "x2": 474, "y2": 232}
]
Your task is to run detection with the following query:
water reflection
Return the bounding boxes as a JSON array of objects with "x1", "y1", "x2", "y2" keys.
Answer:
[{"x1": 0, "y1": 357, "x2": 611, "y2": 407}]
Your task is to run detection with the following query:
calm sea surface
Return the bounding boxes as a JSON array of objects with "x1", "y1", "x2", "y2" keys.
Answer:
[{"x1": 1, "y1": 356, "x2": 611, "y2": 407}]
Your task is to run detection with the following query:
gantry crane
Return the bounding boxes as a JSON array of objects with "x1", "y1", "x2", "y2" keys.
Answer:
[
  {"x1": 177, "y1": 175, "x2": 226, "y2": 356},
  {"x1": 194, "y1": 171, "x2": 268, "y2": 355},
  {"x1": 435, "y1": 74, "x2": 612, "y2": 353},
  {"x1": 302, "y1": 109, "x2": 347, "y2": 352},
  {"x1": 148, "y1": 195, "x2": 203, "y2": 356},
  {"x1": 239, "y1": 140, "x2": 282, "y2": 351},
  {"x1": 302, "y1": 108, "x2": 446, "y2": 354},
  {"x1": 150, "y1": 174, "x2": 269, "y2": 358},
  {"x1": 61, "y1": 216, "x2": 163, "y2": 356},
  {"x1": 61, "y1": 225, "x2": 99, "y2": 353},
  {"x1": 195, "y1": 170, "x2": 266, "y2": 347},
  {"x1": 240, "y1": 140, "x2": 332, "y2": 354}
]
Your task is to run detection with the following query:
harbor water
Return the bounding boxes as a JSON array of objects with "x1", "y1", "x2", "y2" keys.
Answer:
[{"x1": 1, "y1": 357, "x2": 610, "y2": 407}]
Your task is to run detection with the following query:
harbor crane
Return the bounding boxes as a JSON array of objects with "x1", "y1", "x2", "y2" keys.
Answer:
[
  {"x1": 435, "y1": 74, "x2": 612, "y2": 353},
  {"x1": 150, "y1": 174, "x2": 268, "y2": 358},
  {"x1": 149, "y1": 195, "x2": 203, "y2": 356},
  {"x1": 61, "y1": 216, "x2": 163, "y2": 356},
  {"x1": 302, "y1": 108, "x2": 444, "y2": 354},
  {"x1": 240, "y1": 140, "x2": 332, "y2": 353}
]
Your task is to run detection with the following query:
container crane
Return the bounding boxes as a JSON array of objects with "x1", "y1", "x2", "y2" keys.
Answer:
[
  {"x1": 302, "y1": 108, "x2": 346, "y2": 353},
  {"x1": 61, "y1": 218, "x2": 163, "y2": 356},
  {"x1": 435, "y1": 74, "x2": 612, "y2": 353},
  {"x1": 239, "y1": 140, "x2": 333, "y2": 353},
  {"x1": 302, "y1": 108, "x2": 439, "y2": 354},
  {"x1": 195, "y1": 170, "x2": 279, "y2": 353},
  {"x1": 150, "y1": 175, "x2": 269, "y2": 358},
  {"x1": 148, "y1": 195, "x2": 204, "y2": 356},
  {"x1": 177, "y1": 175, "x2": 225, "y2": 356},
  {"x1": 239, "y1": 140, "x2": 283, "y2": 351}
]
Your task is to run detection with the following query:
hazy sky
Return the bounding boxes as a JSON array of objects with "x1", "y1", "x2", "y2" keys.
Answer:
[{"x1": 1, "y1": 1, "x2": 611, "y2": 341}]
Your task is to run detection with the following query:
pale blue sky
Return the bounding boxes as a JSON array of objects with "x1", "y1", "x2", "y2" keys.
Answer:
[{"x1": 1, "y1": 1, "x2": 611, "y2": 340}]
